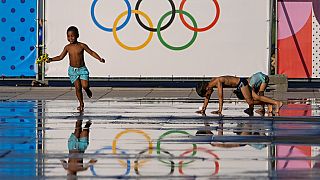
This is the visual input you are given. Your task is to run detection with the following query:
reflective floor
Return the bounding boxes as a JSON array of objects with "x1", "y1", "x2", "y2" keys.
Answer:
[{"x1": 1, "y1": 97, "x2": 320, "y2": 179}]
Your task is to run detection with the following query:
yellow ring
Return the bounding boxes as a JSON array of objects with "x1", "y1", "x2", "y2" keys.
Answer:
[
  {"x1": 112, "y1": 129, "x2": 153, "y2": 168},
  {"x1": 113, "y1": 10, "x2": 153, "y2": 50}
]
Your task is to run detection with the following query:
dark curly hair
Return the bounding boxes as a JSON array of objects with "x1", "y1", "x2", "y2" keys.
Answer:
[
  {"x1": 67, "y1": 26, "x2": 79, "y2": 37},
  {"x1": 196, "y1": 81, "x2": 209, "y2": 97}
]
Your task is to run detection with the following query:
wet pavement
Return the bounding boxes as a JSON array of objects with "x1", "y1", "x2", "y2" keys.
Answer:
[{"x1": 0, "y1": 87, "x2": 320, "y2": 179}]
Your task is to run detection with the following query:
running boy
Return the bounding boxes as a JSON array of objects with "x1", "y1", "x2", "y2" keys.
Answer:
[{"x1": 47, "y1": 26, "x2": 105, "y2": 111}]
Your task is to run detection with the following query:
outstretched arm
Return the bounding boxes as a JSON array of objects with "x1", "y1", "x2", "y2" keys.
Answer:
[
  {"x1": 256, "y1": 82, "x2": 268, "y2": 111},
  {"x1": 211, "y1": 78, "x2": 223, "y2": 114},
  {"x1": 82, "y1": 43, "x2": 105, "y2": 63},
  {"x1": 48, "y1": 46, "x2": 68, "y2": 63},
  {"x1": 196, "y1": 86, "x2": 213, "y2": 114},
  {"x1": 258, "y1": 83, "x2": 267, "y2": 96}
]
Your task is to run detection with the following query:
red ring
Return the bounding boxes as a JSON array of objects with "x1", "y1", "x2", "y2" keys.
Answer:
[
  {"x1": 178, "y1": 147, "x2": 220, "y2": 175},
  {"x1": 179, "y1": 0, "x2": 220, "y2": 32}
]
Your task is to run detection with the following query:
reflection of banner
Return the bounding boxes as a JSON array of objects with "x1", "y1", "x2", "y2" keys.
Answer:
[
  {"x1": 0, "y1": 101, "x2": 36, "y2": 176},
  {"x1": 90, "y1": 146, "x2": 131, "y2": 176},
  {"x1": 91, "y1": 129, "x2": 220, "y2": 177},
  {"x1": 276, "y1": 145, "x2": 311, "y2": 170},
  {"x1": 157, "y1": 130, "x2": 197, "y2": 166},
  {"x1": 0, "y1": 0, "x2": 37, "y2": 77},
  {"x1": 276, "y1": 103, "x2": 312, "y2": 170},
  {"x1": 45, "y1": 0, "x2": 270, "y2": 77},
  {"x1": 179, "y1": 147, "x2": 220, "y2": 175},
  {"x1": 277, "y1": 0, "x2": 320, "y2": 78}
]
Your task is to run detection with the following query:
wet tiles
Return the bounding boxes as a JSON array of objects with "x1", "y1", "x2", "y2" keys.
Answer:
[{"x1": 0, "y1": 99, "x2": 320, "y2": 179}]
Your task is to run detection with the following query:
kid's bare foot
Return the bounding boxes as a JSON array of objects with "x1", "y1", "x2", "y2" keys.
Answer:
[
  {"x1": 85, "y1": 120, "x2": 92, "y2": 128},
  {"x1": 267, "y1": 104, "x2": 273, "y2": 113},
  {"x1": 211, "y1": 110, "x2": 222, "y2": 115},
  {"x1": 275, "y1": 101, "x2": 283, "y2": 113},
  {"x1": 77, "y1": 106, "x2": 84, "y2": 111},
  {"x1": 255, "y1": 108, "x2": 265, "y2": 116},
  {"x1": 86, "y1": 89, "x2": 92, "y2": 98}
]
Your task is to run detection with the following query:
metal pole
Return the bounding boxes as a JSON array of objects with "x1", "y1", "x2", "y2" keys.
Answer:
[
  {"x1": 268, "y1": 0, "x2": 277, "y2": 76},
  {"x1": 41, "y1": 0, "x2": 45, "y2": 81},
  {"x1": 35, "y1": 0, "x2": 39, "y2": 81},
  {"x1": 275, "y1": 0, "x2": 278, "y2": 75}
]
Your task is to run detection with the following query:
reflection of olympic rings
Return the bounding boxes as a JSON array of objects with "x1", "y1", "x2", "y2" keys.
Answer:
[
  {"x1": 90, "y1": 146, "x2": 131, "y2": 176},
  {"x1": 113, "y1": 10, "x2": 154, "y2": 51},
  {"x1": 90, "y1": 0, "x2": 220, "y2": 51},
  {"x1": 157, "y1": 130, "x2": 197, "y2": 166},
  {"x1": 134, "y1": 148, "x2": 174, "y2": 176},
  {"x1": 135, "y1": 0, "x2": 175, "y2": 32},
  {"x1": 178, "y1": 147, "x2": 220, "y2": 175},
  {"x1": 94, "y1": 129, "x2": 221, "y2": 177},
  {"x1": 112, "y1": 129, "x2": 153, "y2": 168},
  {"x1": 91, "y1": 0, "x2": 132, "y2": 32},
  {"x1": 179, "y1": 0, "x2": 220, "y2": 32}
]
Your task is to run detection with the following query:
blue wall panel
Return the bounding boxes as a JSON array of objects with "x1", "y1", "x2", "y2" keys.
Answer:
[{"x1": 0, "y1": 0, "x2": 37, "y2": 77}]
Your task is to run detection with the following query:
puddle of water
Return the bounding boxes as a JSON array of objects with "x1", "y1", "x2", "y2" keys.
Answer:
[{"x1": 0, "y1": 99, "x2": 319, "y2": 179}]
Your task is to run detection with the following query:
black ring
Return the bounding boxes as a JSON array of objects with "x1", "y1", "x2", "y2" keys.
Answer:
[{"x1": 135, "y1": 0, "x2": 175, "y2": 32}]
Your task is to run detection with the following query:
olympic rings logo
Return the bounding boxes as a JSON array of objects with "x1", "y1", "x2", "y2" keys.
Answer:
[
  {"x1": 90, "y1": 129, "x2": 220, "y2": 177},
  {"x1": 91, "y1": 0, "x2": 220, "y2": 51}
]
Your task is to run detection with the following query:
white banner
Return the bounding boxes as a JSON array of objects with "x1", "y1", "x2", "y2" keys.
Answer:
[{"x1": 45, "y1": 0, "x2": 270, "y2": 77}]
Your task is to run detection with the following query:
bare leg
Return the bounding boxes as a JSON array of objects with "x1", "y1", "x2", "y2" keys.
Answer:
[
  {"x1": 74, "y1": 120, "x2": 82, "y2": 138},
  {"x1": 252, "y1": 91, "x2": 282, "y2": 113},
  {"x1": 275, "y1": 101, "x2": 283, "y2": 113},
  {"x1": 80, "y1": 120, "x2": 92, "y2": 139},
  {"x1": 252, "y1": 91, "x2": 278, "y2": 106},
  {"x1": 241, "y1": 86, "x2": 254, "y2": 116},
  {"x1": 81, "y1": 79, "x2": 92, "y2": 98},
  {"x1": 74, "y1": 79, "x2": 84, "y2": 111}
]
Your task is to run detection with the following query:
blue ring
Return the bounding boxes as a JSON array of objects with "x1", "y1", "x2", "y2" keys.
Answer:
[
  {"x1": 90, "y1": 146, "x2": 130, "y2": 176},
  {"x1": 91, "y1": 0, "x2": 131, "y2": 32}
]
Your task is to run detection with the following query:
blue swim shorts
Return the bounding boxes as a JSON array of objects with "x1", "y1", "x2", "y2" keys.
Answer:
[
  {"x1": 68, "y1": 133, "x2": 89, "y2": 152},
  {"x1": 68, "y1": 66, "x2": 89, "y2": 84}
]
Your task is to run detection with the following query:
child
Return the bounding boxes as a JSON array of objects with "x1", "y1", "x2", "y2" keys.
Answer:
[
  {"x1": 196, "y1": 76, "x2": 254, "y2": 115},
  {"x1": 196, "y1": 75, "x2": 282, "y2": 115},
  {"x1": 60, "y1": 115, "x2": 97, "y2": 177},
  {"x1": 47, "y1": 26, "x2": 105, "y2": 111},
  {"x1": 247, "y1": 72, "x2": 270, "y2": 115}
]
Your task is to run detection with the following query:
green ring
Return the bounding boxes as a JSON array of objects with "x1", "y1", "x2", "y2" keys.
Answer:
[
  {"x1": 157, "y1": 10, "x2": 198, "y2": 51},
  {"x1": 157, "y1": 130, "x2": 197, "y2": 166}
]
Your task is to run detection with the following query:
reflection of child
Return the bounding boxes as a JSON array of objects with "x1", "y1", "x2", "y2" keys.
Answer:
[
  {"x1": 196, "y1": 123, "x2": 267, "y2": 149},
  {"x1": 47, "y1": 26, "x2": 106, "y2": 111},
  {"x1": 60, "y1": 119, "x2": 97, "y2": 177}
]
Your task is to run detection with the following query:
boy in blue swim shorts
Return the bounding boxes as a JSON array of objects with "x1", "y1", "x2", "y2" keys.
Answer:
[
  {"x1": 247, "y1": 72, "x2": 283, "y2": 115},
  {"x1": 47, "y1": 26, "x2": 106, "y2": 111}
]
